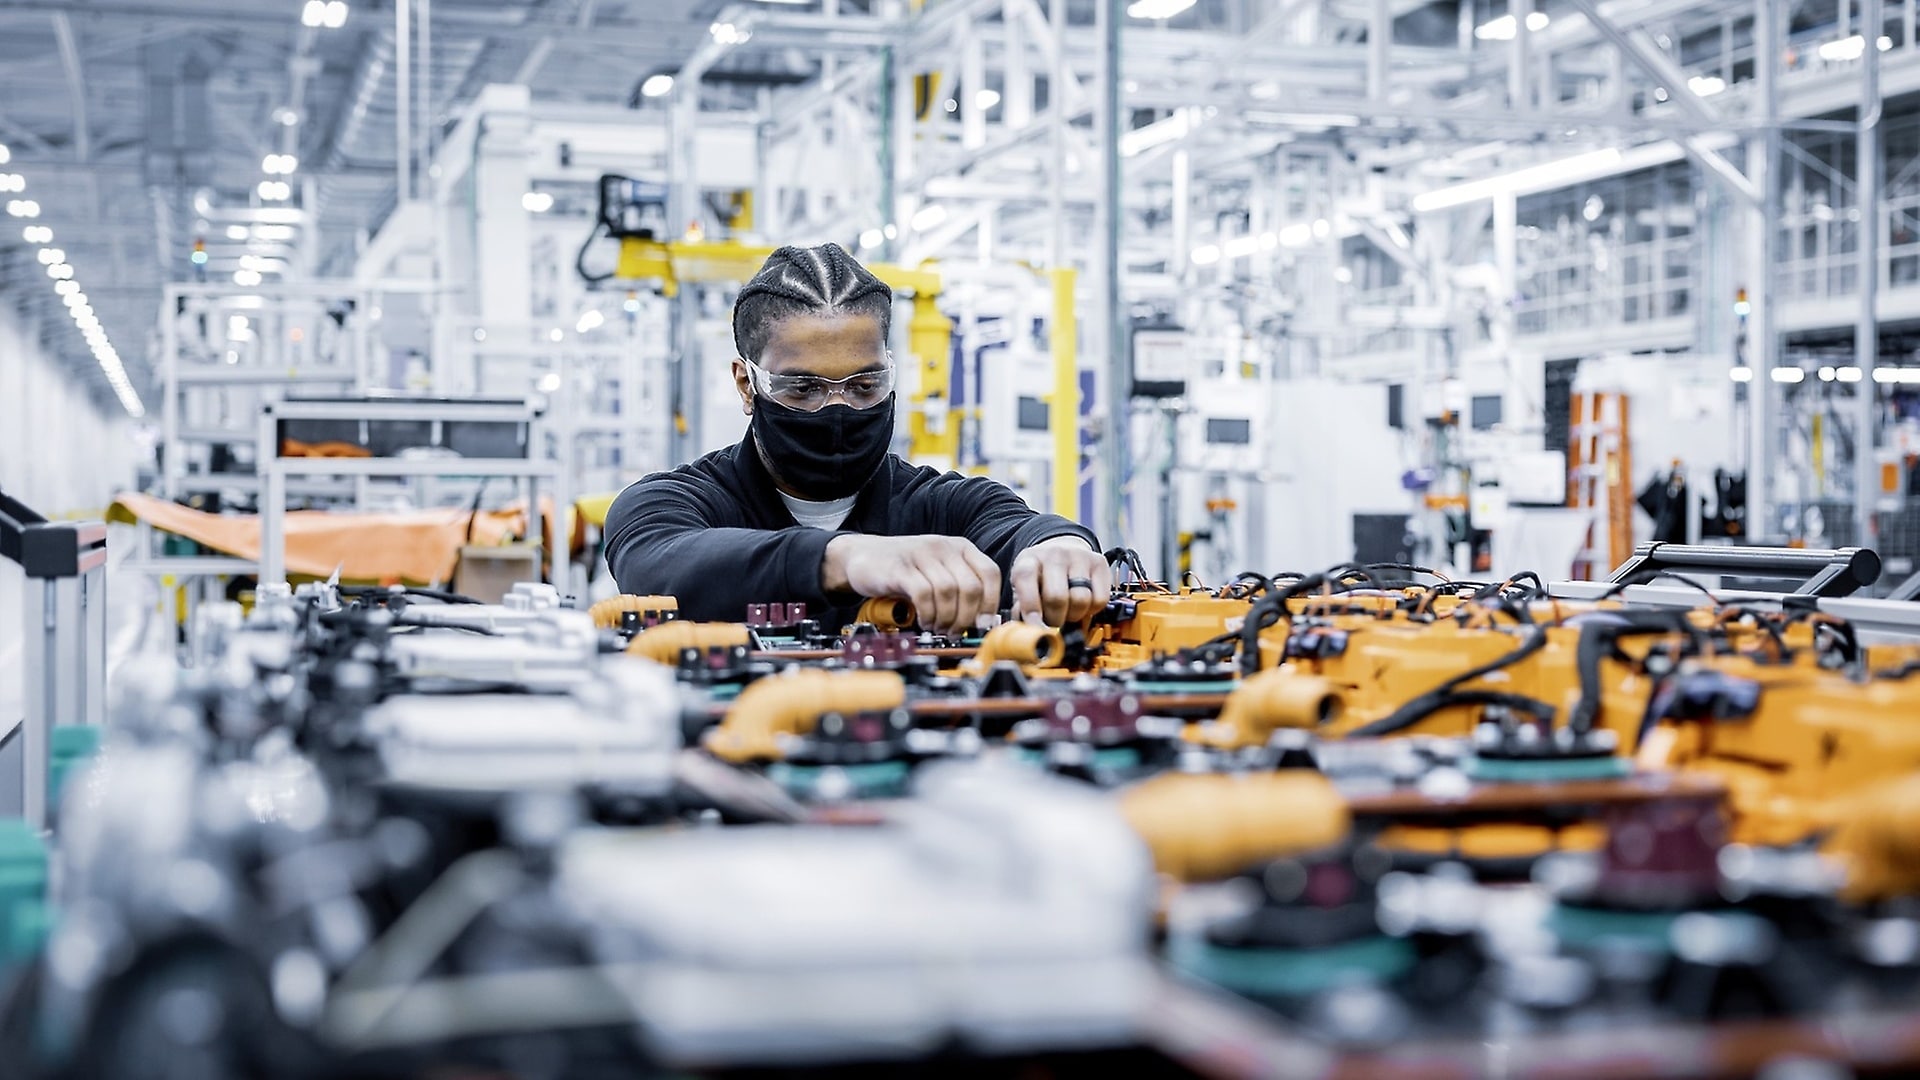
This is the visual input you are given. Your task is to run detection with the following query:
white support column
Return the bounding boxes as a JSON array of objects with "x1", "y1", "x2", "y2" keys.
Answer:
[
  {"x1": 961, "y1": 23, "x2": 988, "y2": 150},
  {"x1": 1747, "y1": 0, "x2": 1780, "y2": 539},
  {"x1": 1856, "y1": 0, "x2": 1884, "y2": 553},
  {"x1": 892, "y1": 52, "x2": 915, "y2": 242},
  {"x1": 1047, "y1": 0, "x2": 1068, "y2": 268},
  {"x1": 466, "y1": 85, "x2": 534, "y2": 396},
  {"x1": 1510, "y1": 0, "x2": 1533, "y2": 112},
  {"x1": 1096, "y1": 0, "x2": 1126, "y2": 544},
  {"x1": 396, "y1": 0, "x2": 413, "y2": 203},
  {"x1": 1493, "y1": 190, "x2": 1518, "y2": 361},
  {"x1": 1171, "y1": 148, "x2": 1191, "y2": 280},
  {"x1": 1368, "y1": 0, "x2": 1390, "y2": 102},
  {"x1": 1004, "y1": 0, "x2": 1032, "y2": 130}
]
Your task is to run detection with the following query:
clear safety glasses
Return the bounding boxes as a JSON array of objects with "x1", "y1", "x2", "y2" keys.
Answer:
[{"x1": 742, "y1": 355, "x2": 896, "y2": 412}]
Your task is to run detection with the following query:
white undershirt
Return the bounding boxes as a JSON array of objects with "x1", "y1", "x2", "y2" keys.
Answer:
[{"x1": 780, "y1": 491, "x2": 858, "y2": 531}]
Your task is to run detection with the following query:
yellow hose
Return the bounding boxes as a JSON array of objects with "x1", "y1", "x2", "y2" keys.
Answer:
[
  {"x1": 1185, "y1": 668, "x2": 1343, "y2": 749},
  {"x1": 855, "y1": 596, "x2": 917, "y2": 632},
  {"x1": 588, "y1": 594, "x2": 679, "y2": 631},
  {"x1": 1119, "y1": 771, "x2": 1351, "y2": 882},
  {"x1": 624, "y1": 621, "x2": 751, "y2": 665},
  {"x1": 704, "y1": 669, "x2": 908, "y2": 763},
  {"x1": 972, "y1": 621, "x2": 1064, "y2": 669}
]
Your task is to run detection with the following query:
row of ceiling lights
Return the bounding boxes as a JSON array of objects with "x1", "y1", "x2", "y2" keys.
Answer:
[
  {"x1": 212, "y1": 4, "x2": 344, "y2": 289},
  {"x1": 0, "y1": 144, "x2": 144, "y2": 417}
]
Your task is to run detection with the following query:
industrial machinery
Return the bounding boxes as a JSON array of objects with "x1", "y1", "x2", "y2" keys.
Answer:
[{"x1": 8, "y1": 542, "x2": 1920, "y2": 1078}]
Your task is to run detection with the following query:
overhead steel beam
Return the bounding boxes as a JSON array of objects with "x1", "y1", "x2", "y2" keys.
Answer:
[
  {"x1": 49, "y1": 12, "x2": 88, "y2": 161},
  {"x1": 1561, "y1": 0, "x2": 1759, "y2": 207}
]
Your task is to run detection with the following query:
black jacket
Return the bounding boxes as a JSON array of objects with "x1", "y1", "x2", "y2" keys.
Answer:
[{"x1": 604, "y1": 435, "x2": 1099, "y2": 624}]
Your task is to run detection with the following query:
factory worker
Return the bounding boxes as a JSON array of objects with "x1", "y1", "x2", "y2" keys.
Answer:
[{"x1": 604, "y1": 243, "x2": 1109, "y2": 635}]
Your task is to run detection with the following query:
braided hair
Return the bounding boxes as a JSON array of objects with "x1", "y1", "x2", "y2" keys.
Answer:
[{"x1": 732, "y1": 243, "x2": 894, "y2": 361}]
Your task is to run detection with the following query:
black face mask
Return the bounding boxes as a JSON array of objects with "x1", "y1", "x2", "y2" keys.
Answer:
[{"x1": 750, "y1": 393, "x2": 896, "y2": 501}]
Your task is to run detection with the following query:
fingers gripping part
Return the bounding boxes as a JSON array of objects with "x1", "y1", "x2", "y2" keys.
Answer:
[{"x1": 855, "y1": 596, "x2": 917, "y2": 632}]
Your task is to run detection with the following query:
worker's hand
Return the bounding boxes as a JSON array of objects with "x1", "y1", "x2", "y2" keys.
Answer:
[
  {"x1": 821, "y1": 534, "x2": 1003, "y2": 636},
  {"x1": 1011, "y1": 536, "x2": 1111, "y2": 627}
]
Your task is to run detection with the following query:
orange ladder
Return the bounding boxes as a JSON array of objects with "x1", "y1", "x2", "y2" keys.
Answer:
[{"x1": 1567, "y1": 391, "x2": 1632, "y2": 579}]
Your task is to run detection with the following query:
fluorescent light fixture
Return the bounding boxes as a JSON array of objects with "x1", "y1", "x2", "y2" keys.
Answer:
[
  {"x1": 1222, "y1": 235, "x2": 1262, "y2": 259},
  {"x1": 975, "y1": 89, "x2": 1001, "y2": 110},
  {"x1": 575, "y1": 310, "x2": 605, "y2": 334},
  {"x1": 641, "y1": 73, "x2": 675, "y2": 98},
  {"x1": 46, "y1": 263, "x2": 71, "y2": 280},
  {"x1": 1687, "y1": 74, "x2": 1726, "y2": 96},
  {"x1": 1820, "y1": 35, "x2": 1866, "y2": 62},
  {"x1": 0, "y1": 144, "x2": 9, "y2": 164},
  {"x1": 1190, "y1": 244, "x2": 1222, "y2": 265},
  {"x1": 1837, "y1": 366, "x2": 1864, "y2": 383},
  {"x1": 22, "y1": 225, "x2": 50, "y2": 243},
  {"x1": 54, "y1": 279, "x2": 78, "y2": 296},
  {"x1": 548, "y1": 328, "x2": 565, "y2": 342},
  {"x1": 226, "y1": 225, "x2": 249, "y2": 240},
  {"x1": 1277, "y1": 223, "x2": 1314, "y2": 247},
  {"x1": 1818, "y1": 366, "x2": 1837, "y2": 382},
  {"x1": 1475, "y1": 12, "x2": 1548, "y2": 40},
  {"x1": 6, "y1": 200, "x2": 40, "y2": 218},
  {"x1": 36, "y1": 248, "x2": 64, "y2": 265},
  {"x1": 1127, "y1": 0, "x2": 1197, "y2": 18},
  {"x1": 62, "y1": 291, "x2": 85, "y2": 307},
  {"x1": 522, "y1": 191, "x2": 554, "y2": 213},
  {"x1": 233, "y1": 269, "x2": 263, "y2": 287},
  {"x1": 859, "y1": 228, "x2": 885, "y2": 250},
  {"x1": 1770, "y1": 367, "x2": 1805, "y2": 383},
  {"x1": 1411, "y1": 148, "x2": 1625, "y2": 212},
  {"x1": 0, "y1": 174, "x2": 23, "y2": 193},
  {"x1": 257, "y1": 180, "x2": 290, "y2": 200},
  {"x1": 322, "y1": 1, "x2": 348, "y2": 28},
  {"x1": 1729, "y1": 366, "x2": 1753, "y2": 383},
  {"x1": 254, "y1": 224, "x2": 296, "y2": 241},
  {"x1": 262, "y1": 154, "x2": 298, "y2": 175},
  {"x1": 301, "y1": 0, "x2": 326, "y2": 26},
  {"x1": 538, "y1": 372, "x2": 564, "y2": 393},
  {"x1": 1244, "y1": 111, "x2": 1362, "y2": 128},
  {"x1": 910, "y1": 203, "x2": 947, "y2": 231},
  {"x1": 710, "y1": 21, "x2": 751, "y2": 45},
  {"x1": 1120, "y1": 109, "x2": 1195, "y2": 158}
]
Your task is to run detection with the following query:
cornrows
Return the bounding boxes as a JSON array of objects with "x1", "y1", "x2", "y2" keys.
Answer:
[{"x1": 732, "y1": 243, "x2": 894, "y2": 361}]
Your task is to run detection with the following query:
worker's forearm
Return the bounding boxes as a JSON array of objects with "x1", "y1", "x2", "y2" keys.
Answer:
[
  {"x1": 820, "y1": 534, "x2": 859, "y2": 594},
  {"x1": 613, "y1": 524, "x2": 841, "y2": 621}
]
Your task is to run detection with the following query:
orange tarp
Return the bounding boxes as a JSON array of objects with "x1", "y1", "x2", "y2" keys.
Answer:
[{"x1": 109, "y1": 491, "x2": 550, "y2": 584}]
